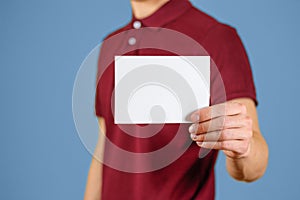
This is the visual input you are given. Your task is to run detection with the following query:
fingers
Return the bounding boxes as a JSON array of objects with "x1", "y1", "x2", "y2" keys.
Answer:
[
  {"x1": 189, "y1": 102, "x2": 253, "y2": 158},
  {"x1": 190, "y1": 128, "x2": 253, "y2": 142},
  {"x1": 196, "y1": 140, "x2": 251, "y2": 155},
  {"x1": 190, "y1": 102, "x2": 247, "y2": 122},
  {"x1": 189, "y1": 115, "x2": 252, "y2": 135}
]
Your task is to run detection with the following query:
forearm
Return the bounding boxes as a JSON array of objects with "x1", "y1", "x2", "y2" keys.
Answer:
[
  {"x1": 84, "y1": 117, "x2": 106, "y2": 200},
  {"x1": 84, "y1": 158, "x2": 103, "y2": 200},
  {"x1": 226, "y1": 132, "x2": 269, "y2": 182}
]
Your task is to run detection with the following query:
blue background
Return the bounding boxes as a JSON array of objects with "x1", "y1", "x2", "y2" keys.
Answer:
[{"x1": 1, "y1": 0, "x2": 299, "y2": 199}]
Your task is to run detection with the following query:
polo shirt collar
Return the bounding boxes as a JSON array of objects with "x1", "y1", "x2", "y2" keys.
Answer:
[{"x1": 130, "y1": 0, "x2": 192, "y2": 28}]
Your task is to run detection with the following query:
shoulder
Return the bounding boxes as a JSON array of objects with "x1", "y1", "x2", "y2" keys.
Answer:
[
  {"x1": 102, "y1": 22, "x2": 131, "y2": 42},
  {"x1": 177, "y1": 4, "x2": 239, "y2": 44}
]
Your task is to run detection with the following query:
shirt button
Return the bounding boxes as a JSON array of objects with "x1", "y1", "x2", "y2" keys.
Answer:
[
  {"x1": 128, "y1": 37, "x2": 136, "y2": 45},
  {"x1": 133, "y1": 21, "x2": 142, "y2": 29}
]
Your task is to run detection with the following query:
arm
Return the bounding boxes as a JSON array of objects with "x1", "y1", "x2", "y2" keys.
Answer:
[
  {"x1": 84, "y1": 117, "x2": 106, "y2": 200},
  {"x1": 225, "y1": 98, "x2": 268, "y2": 182},
  {"x1": 189, "y1": 98, "x2": 268, "y2": 182}
]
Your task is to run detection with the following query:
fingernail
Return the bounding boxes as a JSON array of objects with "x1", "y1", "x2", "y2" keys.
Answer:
[
  {"x1": 190, "y1": 134, "x2": 197, "y2": 140},
  {"x1": 197, "y1": 142, "x2": 203, "y2": 146},
  {"x1": 189, "y1": 124, "x2": 197, "y2": 134},
  {"x1": 191, "y1": 114, "x2": 199, "y2": 122}
]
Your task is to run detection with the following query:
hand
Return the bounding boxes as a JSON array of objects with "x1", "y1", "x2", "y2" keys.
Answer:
[{"x1": 189, "y1": 101, "x2": 253, "y2": 159}]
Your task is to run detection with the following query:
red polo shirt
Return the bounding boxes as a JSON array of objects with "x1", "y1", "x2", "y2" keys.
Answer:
[{"x1": 95, "y1": 0, "x2": 257, "y2": 199}]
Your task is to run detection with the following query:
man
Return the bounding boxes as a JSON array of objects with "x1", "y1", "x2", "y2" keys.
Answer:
[{"x1": 85, "y1": 0, "x2": 269, "y2": 199}]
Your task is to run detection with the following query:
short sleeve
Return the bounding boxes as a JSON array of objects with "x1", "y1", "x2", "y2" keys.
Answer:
[
  {"x1": 203, "y1": 24, "x2": 257, "y2": 105},
  {"x1": 94, "y1": 38, "x2": 113, "y2": 118},
  {"x1": 94, "y1": 30, "x2": 124, "y2": 117},
  {"x1": 95, "y1": 83, "x2": 102, "y2": 117},
  {"x1": 95, "y1": 47, "x2": 104, "y2": 117}
]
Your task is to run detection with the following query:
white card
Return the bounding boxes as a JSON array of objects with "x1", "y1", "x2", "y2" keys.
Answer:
[{"x1": 114, "y1": 56, "x2": 210, "y2": 124}]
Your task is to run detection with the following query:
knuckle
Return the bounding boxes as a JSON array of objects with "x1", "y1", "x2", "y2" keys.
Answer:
[
  {"x1": 241, "y1": 130, "x2": 252, "y2": 139},
  {"x1": 244, "y1": 116, "x2": 253, "y2": 127},
  {"x1": 246, "y1": 129, "x2": 253, "y2": 138},
  {"x1": 237, "y1": 102, "x2": 243, "y2": 108},
  {"x1": 234, "y1": 101, "x2": 243, "y2": 109},
  {"x1": 198, "y1": 134, "x2": 205, "y2": 141},
  {"x1": 241, "y1": 104, "x2": 247, "y2": 113},
  {"x1": 198, "y1": 124, "x2": 205, "y2": 133},
  {"x1": 194, "y1": 124, "x2": 199, "y2": 133},
  {"x1": 241, "y1": 141, "x2": 250, "y2": 153}
]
